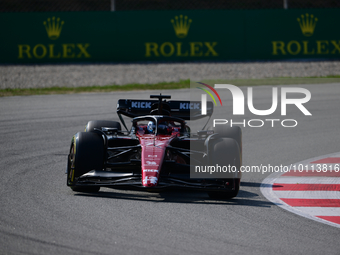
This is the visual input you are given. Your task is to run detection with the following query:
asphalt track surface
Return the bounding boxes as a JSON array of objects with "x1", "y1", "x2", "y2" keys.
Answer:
[{"x1": 0, "y1": 84, "x2": 339, "y2": 255}]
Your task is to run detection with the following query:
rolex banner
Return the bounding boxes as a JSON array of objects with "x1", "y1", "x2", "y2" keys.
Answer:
[{"x1": 0, "y1": 9, "x2": 339, "y2": 63}]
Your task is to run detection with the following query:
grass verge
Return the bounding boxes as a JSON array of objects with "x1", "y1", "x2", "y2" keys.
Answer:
[
  {"x1": 1, "y1": 76, "x2": 339, "y2": 97},
  {"x1": 0, "y1": 80, "x2": 191, "y2": 97}
]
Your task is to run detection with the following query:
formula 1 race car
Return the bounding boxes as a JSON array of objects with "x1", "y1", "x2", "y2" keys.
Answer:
[{"x1": 66, "y1": 94, "x2": 242, "y2": 199}]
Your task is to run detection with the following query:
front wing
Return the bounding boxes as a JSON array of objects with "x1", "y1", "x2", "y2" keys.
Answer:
[{"x1": 72, "y1": 167, "x2": 239, "y2": 192}]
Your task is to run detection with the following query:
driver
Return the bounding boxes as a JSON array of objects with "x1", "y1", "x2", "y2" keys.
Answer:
[
  {"x1": 147, "y1": 120, "x2": 172, "y2": 135},
  {"x1": 147, "y1": 121, "x2": 155, "y2": 134}
]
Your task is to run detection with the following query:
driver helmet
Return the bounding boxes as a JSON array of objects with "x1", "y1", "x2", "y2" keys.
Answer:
[{"x1": 147, "y1": 121, "x2": 155, "y2": 134}]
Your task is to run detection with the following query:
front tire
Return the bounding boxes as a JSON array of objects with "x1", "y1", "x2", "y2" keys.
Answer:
[
  {"x1": 207, "y1": 137, "x2": 241, "y2": 199},
  {"x1": 67, "y1": 132, "x2": 104, "y2": 192}
]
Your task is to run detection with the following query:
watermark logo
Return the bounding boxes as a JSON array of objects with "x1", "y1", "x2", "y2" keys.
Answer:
[
  {"x1": 195, "y1": 82, "x2": 312, "y2": 128},
  {"x1": 196, "y1": 82, "x2": 222, "y2": 115},
  {"x1": 200, "y1": 84, "x2": 311, "y2": 116}
]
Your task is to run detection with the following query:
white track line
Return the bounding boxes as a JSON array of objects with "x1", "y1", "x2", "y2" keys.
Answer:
[
  {"x1": 261, "y1": 152, "x2": 340, "y2": 229},
  {"x1": 293, "y1": 207, "x2": 340, "y2": 216},
  {"x1": 273, "y1": 177, "x2": 340, "y2": 184},
  {"x1": 273, "y1": 191, "x2": 340, "y2": 199}
]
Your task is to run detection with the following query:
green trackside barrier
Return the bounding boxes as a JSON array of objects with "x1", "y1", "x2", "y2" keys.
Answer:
[{"x1": 0, "y1": 9, "x2": 339, "y2": 63}]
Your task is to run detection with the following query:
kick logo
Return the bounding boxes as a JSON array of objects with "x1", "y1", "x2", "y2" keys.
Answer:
[
  {"x1": 179, "y1": 102, "x2": 200, "y2": 110},
  {"x1": 131, "y1": 101, "x2": 152, "y2": 109}
]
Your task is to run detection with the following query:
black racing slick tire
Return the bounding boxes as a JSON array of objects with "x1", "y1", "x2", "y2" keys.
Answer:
[
  {"x1": 67, "y1": 132, "x2": 104, "y2": 192},
  {"x1": 85, "y1": 120, "x2": 121, "y2": 132},
  {"x1": 207, "y1": 137, "x2": 241, "y2": 199}
]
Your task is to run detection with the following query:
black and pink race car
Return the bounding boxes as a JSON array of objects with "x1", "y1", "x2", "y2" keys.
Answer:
[{"x1": 66, "y1": 94, "x2": 242, "y2": 199}]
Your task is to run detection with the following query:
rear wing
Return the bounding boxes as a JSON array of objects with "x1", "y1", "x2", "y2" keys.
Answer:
[{"x1": 117, "y1": 99, "x2": 213, "y2": 120}]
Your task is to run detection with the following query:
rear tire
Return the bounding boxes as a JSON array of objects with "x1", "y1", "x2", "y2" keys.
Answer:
[
  {"x1": 207, "y1": 138, "x2": 241, "y2": 199},
  {"x1": 85, "y1": 120, "x2": 121, "y2": 132},
  {"x1": 67, "y1": 132, "x2": 104, "y2": 192}
]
